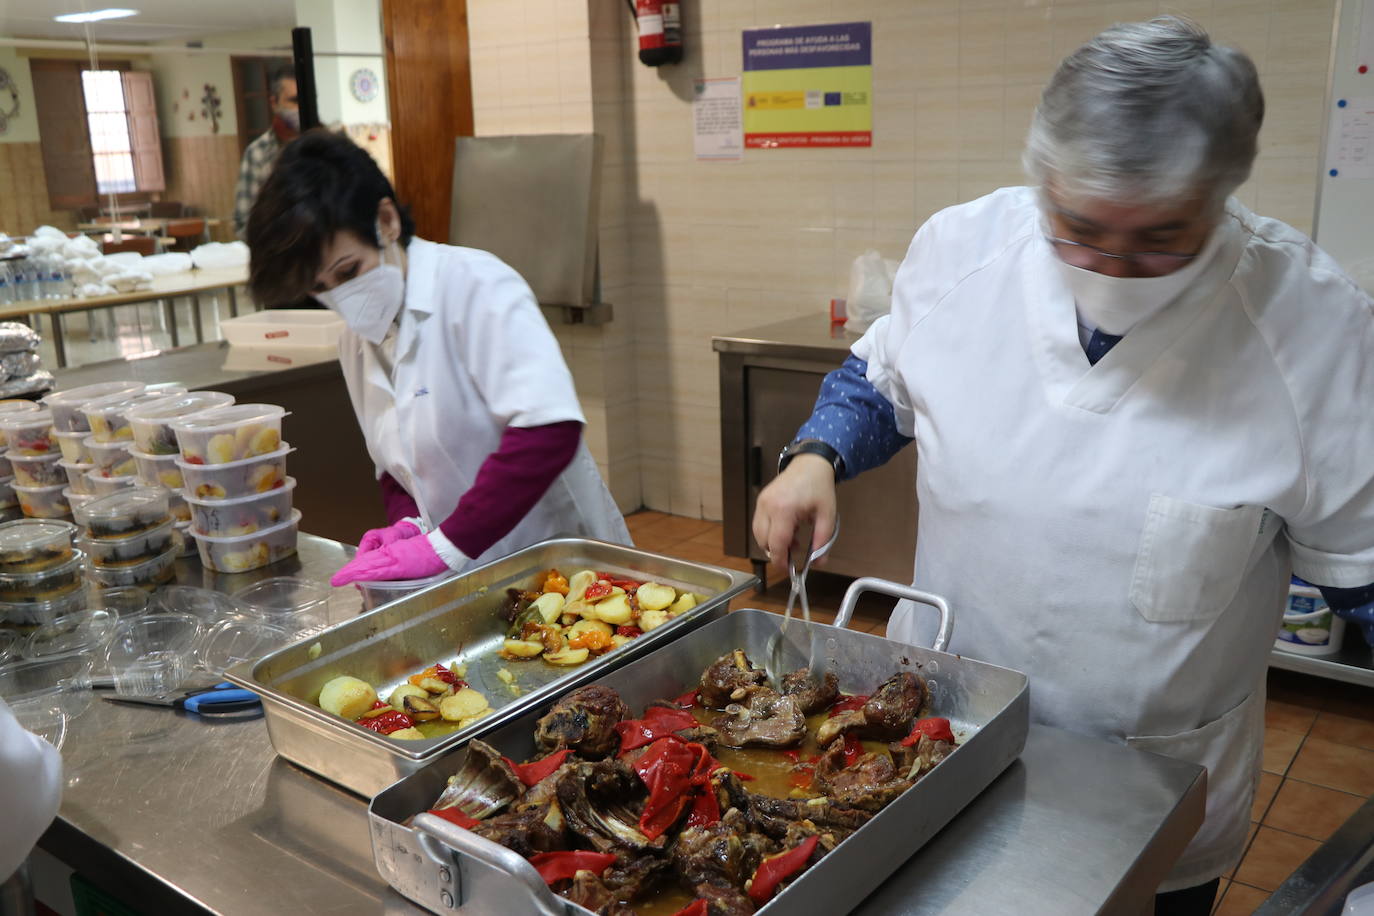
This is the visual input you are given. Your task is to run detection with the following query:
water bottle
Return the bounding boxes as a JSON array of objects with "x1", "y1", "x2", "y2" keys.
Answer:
[
  {"x1": 0, "y1": 264, "x2": 12, "y2": 305},
  {"x1": 13, "y1": 260, "x2": 33, "y2": 302},
  {"x1": 49, "y1": 264, "x2": 67, "y2": 299}
]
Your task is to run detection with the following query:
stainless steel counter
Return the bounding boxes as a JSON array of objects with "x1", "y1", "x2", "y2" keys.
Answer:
[{"x1": 36, "y1": 529, "x2": 1208, "y2": 915}]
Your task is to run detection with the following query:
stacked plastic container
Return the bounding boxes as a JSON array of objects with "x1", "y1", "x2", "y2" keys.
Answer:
[
  {"x1": 0, "y1": 519, "x2": 84, "y2": 627},
  {"x1": 77, "y1": 387, "x2": 188, "y2": 503},
  {"x1": 75, "y1": 488, "x2": 179, "y2": 593},
  {"x1": 171, "y1": 404, "x2": 300, "y2": 573},
  {"x1": 42, "y1": 381, "x2": 146, "y2": 516},
  {"x1": 0, "y1": 399, "x2": 43, "y2": 515},
  {"x1": 0, "y1": 408, "x2": 69, "y2": 519}
]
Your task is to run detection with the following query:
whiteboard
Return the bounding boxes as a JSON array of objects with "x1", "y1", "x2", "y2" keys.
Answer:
[{"x1": 1314, "y1": 0, "x2": 1374, "y2": 293}]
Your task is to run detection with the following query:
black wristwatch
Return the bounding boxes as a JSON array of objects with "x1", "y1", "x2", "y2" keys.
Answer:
[{"x1": 778, "y1": 439, "x2": 844, "y2": 479}]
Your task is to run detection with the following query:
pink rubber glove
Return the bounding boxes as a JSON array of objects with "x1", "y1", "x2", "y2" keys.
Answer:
[
  {"x1": 332, "y1": 534, "x2": 451, "y2": 587},
  {"x1": 357, "y1": 518, "x2": 424, "y2": 554}
]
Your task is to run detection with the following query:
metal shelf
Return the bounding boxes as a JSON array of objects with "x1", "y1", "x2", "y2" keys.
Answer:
[{"x1": 1269, "y1": 641, "x2": 1374, "y2": 688}]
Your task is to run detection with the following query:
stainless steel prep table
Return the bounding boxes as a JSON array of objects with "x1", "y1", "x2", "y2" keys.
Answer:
[{"x1": 35, "y1": 529, "x2": 1208, "y2": 915}]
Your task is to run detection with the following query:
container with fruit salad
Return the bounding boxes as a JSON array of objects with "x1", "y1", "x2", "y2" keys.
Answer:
[
  {"x1": 8, "y1": 452, "x2": 63, "y2": 488},
  {"x1": 58, "y1": 460, "x2": 96, "y2": 495},
  {"x1": 170, "y1": 404, "x2": 286, "y2": 466},
  {"x1": 41, "y1": 381, "x2": 143, "y2": 433},
  {"x1": 126, "y1": 391, "x2": 235, "y2": 456},
  {"x1": 82, "y1": 436, "x2": 137, "y2": 478},
  {"x1": 176, "y1": 445, "x2": 291, "y2": 501},
  {"x1": 129, "y1": 448, "x2": 183, "y2": 490},
  {"x1": 14, "y1": 483, "x2": 70, "y2": 519},
  {"x1": 80, "y1": 388, "x2": 185, "y2": 443},
  {"x1": 498, "y1": 568, "x2": 703, "y2": 666},
  {"x1": 316, "y1": 662, "x2": 495, "y2": 741},
  {"x1": 0, "y1": 410, "x2": 56, "y2": 456},
  {"x1": 193, "y1": 508, "x2": 301, "y2": 573},
  {"x1": 185, "y1": 477, "x2": 296, "y2": 538}
]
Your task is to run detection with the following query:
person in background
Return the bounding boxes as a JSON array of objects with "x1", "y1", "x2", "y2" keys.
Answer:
[
  {"x1": 246, "y1": 131, "x2": 630, "y2": 584},
  {"x1": 0, "y1": 698, "x2": 62, "y2": 881},
  {"x1": 232, "y1": 64, "x2": 299, "y2": 237},
  {"x1": 753, "y1": 17, "x2": 1374, "y2": 916}
]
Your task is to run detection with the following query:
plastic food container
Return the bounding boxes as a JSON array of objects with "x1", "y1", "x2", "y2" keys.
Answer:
[
  {"x1": 171, "y1": 520, "x2": 196, "y2": 558},
  {"x1": 62, "y1": 488, "x2": 95, "y2": 513},
  {"x1": 177, "y1": 445, "x2": 292, "y2": 501},
  {"x1": 8, "y1": 451, "x2": 63, "y2": 488},
  {"x1": 231, "y1": 573, "x2": 329, "y2": 634},
  {"x1": 0, "y1": 476, "x2": 15, "y2": 510},
  {"x1": 0, "y1": 628, "x2": 20, "y2": 662},
  {"x1": 105, "y1": 612, "x2": 201, "y2": 696},
  {"x1": 0, "y1": 452, "x2": 11, "y2": 479},
  {"x1": 14, "y1": 482, "x2": 71, "y2": 519},
  {"x1": 0, "y1": 587, "x2": 86, "y2": 628},
  {"x1": 0, "y1": 400, "x2": 40, "y2": 423},
  {"x1": 86, "y1": 473, "x2": 137, "y2": 497},
  {"x1": 127, "y1": 391, "x2": 235, "y2": 456},
  {"x1": 0, "y1": 551, "x2": 85, "y2": 603},
  {"x1": 220, "y1": 310, "x2": 345, "y2": 347},
  {"x1": 86, "y1": 548, "x2": 177, "y2": 591},
  {"x1": 0, "y1": 519, "x2": 76, "y2": 573},
  {"x1": 42, "y1": 381, "x2": 144, "y2": 433},
  {"x1": 59, "y1": 460, "x2": 96, "y2": 494},
  {"x1": 73, "y1": 487, "x2": 170, "y2": 539},
  {"x1": 54, "y1": 430, "x2": 92, "y2": 464},
  {"x1": 354, "y1": 572, "x2": 454, "y2": 612},
  {"x1": 1275, "y1": 577, "x2": 1347, "y2": 657},
  {"x1": 194, "y1": 509, "x2": 301, "y2": 574},
  {"x1": 81, "y1": 389, "x2": 184, "y2": 443},
  {"x1": 198, "y1": 616, "x2": 290, "y2": 675},
  {"x1": 98, "y1": 586, "x2": 150, "y2": 618},
  {"x1": 84, "y1": 436, "x2": 137, "y2": 478},
  {"x1": 129, "y1": 447, "x2": 184, "y2": 490},
  {"x1": 23, "y1": 609, "x2": 118, "y2": 660},
  {"x1": 0, "y1": 410, "x2": 56, "y2": 455},
  {"x1": 171, "y1": 404, "x2": 287, "y2": 466},
  {"x1": 168, "y1": 490, "x2": 190, "y2": 523},
  {"x1": 152, "y1": 585, "x2": 244, "y2": 623},
  {"x1": 187, "y1": 478, "x2": 296, "y2": 538},
  {"x1": 81, "y1": 519, "x2": 175, "y2": 568}
]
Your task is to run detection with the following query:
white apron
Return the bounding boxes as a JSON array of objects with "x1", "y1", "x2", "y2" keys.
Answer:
[
  {"x1": 854, "y1": 187, "x2": 1374, "y2": 890},
  {"x1": 338, "y1": 239, "x2": 629, "y2": 571}
]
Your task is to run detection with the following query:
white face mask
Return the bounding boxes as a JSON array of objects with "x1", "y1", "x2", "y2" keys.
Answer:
[
  {"x1": 315, "y1": 226, "x2": 404, "y2": 345},
  {"x1": 1054, "y1": 220, "x2": 1229, "y2": 336}
]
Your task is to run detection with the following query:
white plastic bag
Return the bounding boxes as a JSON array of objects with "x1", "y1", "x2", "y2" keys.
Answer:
[{"x1": 844, "y1": 249, "x2": 899, "y2": 334}]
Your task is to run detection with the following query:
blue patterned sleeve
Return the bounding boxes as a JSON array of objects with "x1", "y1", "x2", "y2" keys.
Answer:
[
  {"x1": 795, "y1": 354, "x2": 914, "y2": 482},
  {"x1": 1316, "y1": 583, "x2": 1374, "y2": 646}
]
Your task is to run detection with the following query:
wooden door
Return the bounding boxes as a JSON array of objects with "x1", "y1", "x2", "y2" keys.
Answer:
[
  {"x1": 122, "y1": 71, "x2": 165, "y2": 193},
  {"x1": 29, "y1": 60, "x2": 97, "y2": 210},
  {"x1": 381, "y1": 0, "x2": 474, "y2": 241}
]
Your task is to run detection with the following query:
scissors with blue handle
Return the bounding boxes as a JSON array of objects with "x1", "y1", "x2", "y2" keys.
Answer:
[{"x1": 102, "y1": 682, "x2": 261, "y2": 714}]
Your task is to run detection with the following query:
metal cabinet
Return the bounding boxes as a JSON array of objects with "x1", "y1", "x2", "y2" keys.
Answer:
[{"x1": 715, "y1": 316, "x2": 917, "y2": 589}]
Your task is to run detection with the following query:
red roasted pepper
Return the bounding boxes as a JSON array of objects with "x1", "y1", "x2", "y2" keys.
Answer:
[
  {"x1": 828, "y1": 694, "x2": 869, "y2": 716},
  {"x1": 672, "y1": 688, "x2": 699, "y2": 708},
  {"x1": 502, "y1": 749, "x2": 573, "y2": 786},
  {"x1": 788, "y1": 766, "x2": 814, "y2": 790},
  {"x1": 900, "y1": 717, "x2": 955, "y2": 746},
  {"x1": 427, "y1": 807, "x2": 480, "y2": 829},
  {"x1": 528, "y1": 850, "x2": 617, "y2": 885},
  {"x1": 748, "y1": 835, "x2": 818, "y2": 905},
  {"x1": 615, "y1": 705, "x2": 701, "y2": 754},
  {"x1": 356, "y1": 702, "x2": 415, "y2": 735},
  {"x1": 781, "y1": 748, "x2": 801, "y2": 762},
  {"x1": 616, "y1": 625, "x2": 644, "y2": 638},
  {"x1": 583, "y1": 581, "x2": 614, "y2": 601},
  {"x1": 599, "y1": 573, "x2": 642, "y2": 591},
  {"x1": 843, "y1": 732, "x2": 865, "y2": 767},
  {"x1": 632, "y1": 737, "x2": 722, "y2": 839},
  {"x1": 684, "y1": 785, "x2": 720, "y2": 829},
  {"x1": 668, "y1": 901, "x2": 709, "y2": 916}
]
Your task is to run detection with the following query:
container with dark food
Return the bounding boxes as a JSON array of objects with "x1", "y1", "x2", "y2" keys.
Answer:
[
  {"x1": 86, "y1": 548, "x2": 177, "y2": 591},
  {"x1": 73, "y1": 488, "x2": 170, "y2": 539},
  {"x1": 0, "y1": 520, "x2": 76, "y2": 573},
  {"x1": 0, "y1": 550, "x2": 85, "y2": 603},
  {"x1": 81, "y1": 519, "x2": 175, "y2": 568}
]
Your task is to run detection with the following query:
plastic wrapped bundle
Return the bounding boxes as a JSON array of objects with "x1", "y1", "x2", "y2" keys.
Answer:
[
  {"x1": 0, "y1": 323, "x2": 40, "y2": 355},
  {"x1": 0, "y1": 371, "x2": 54, "y2": 399}
]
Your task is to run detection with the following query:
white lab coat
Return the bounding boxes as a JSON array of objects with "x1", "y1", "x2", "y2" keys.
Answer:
[
  {"x1": 337, "y1": 238, "x2": 629, "y2": 570},
  {"x1": 854, "y1": 187, "x2": 1374, "y2": 890},
  {"x1": 0, "y1": 698, "x2": 62, "y2": 880}
]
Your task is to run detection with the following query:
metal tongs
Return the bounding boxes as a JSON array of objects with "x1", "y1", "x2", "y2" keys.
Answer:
[{"x1": 765, "y1": 515, "x2": 840, "y2": 684}]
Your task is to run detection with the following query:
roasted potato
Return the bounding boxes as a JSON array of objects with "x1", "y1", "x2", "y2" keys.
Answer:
[
  {"x1": 639, "y1": 610, "x2": 669, "y2": 631},
  {"x1": 319, "y1": 676, "x2": 378, "y2": 720},
  {"x1": 568, "y1": 618, "x2": 612, "y2": 639},
  {"x1": 388, "y1": 684, "x2": 430, "y2": 708},
  {"x1": 532, "y1": 592, "x2": 565, "y2": 624},
  {"x1": 591, "y1": 594, "x2": 633, "y2": 625},
  {"x1": 440, "y1": 688, "x2": 490, "y2": 721},
  {"x1": 636, "y1": 582, "x2": 676, "y2": 611},
  {"x1": 668, "y1": 592, "x2": 698, "y2": 615},
  {"x1": 544, "y1": 646, "x2": 590, "y2": 666},
  {"x1": 502, "y1": 638, "x2": 545, "y2": 658}
]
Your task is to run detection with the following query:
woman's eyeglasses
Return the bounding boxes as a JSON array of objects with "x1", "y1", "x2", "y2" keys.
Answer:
[{"x1": 1046, "y1": 236, "x2": 1197, "y2": 277}]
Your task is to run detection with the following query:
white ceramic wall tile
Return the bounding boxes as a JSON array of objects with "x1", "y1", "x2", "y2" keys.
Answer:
[
  {"x1": 873, "y1": 90, "x2": 918, "y2": 162},
  {"x1": 957, "y1": 85, "x2": 1006, "y2": 161},
  {"x1": 959, "y1": 7, "x2": 1007, "y2": 88},
  {"x1": 915, "y1": 90, "x2": 960, "y2": 161}
]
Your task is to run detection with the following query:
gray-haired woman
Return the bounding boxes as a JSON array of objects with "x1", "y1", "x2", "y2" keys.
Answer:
[{"x1": 755, "y1": 16, "x2": 1374, "y2": 915}]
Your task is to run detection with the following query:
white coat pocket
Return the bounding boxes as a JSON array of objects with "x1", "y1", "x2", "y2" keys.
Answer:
[
  {"x1": 1126, "y1": 690, "x2": 1262, "y2": 888},
  {"x1": 1130, "y1": 495, "x2": 1262, "y2": 624}
]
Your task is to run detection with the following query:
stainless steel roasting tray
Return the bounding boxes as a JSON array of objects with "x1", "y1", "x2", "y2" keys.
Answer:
[
  {"x1": 224, "y1": 537, "x2": 756, "y2": 797},
  {"x1": 368, "y1": 577, "x2": 1031, "y2": 916}
]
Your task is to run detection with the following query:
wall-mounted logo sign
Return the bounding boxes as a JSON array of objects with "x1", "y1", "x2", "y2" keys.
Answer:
[{"x1": 350, "y1": 68, "x2": 379, "y2": 103}]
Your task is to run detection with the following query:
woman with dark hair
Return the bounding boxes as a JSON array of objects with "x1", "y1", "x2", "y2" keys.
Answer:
[{"x1": 246, "y1": 131, "x2": 629, "y2": 584}]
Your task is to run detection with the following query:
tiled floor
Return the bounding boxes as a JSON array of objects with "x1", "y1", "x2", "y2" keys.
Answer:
[{"x1": 627, "y1": 509, "x2": 1374, "y2": 916}]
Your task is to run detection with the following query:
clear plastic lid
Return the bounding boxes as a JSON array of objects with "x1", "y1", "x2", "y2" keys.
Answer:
[
  {"x1": 0, "y1": 519, "x2": 76, "y2": 557},
  {"x1": 42, "y1": 381, "x2": 144, "y2": 411},
  {"x1": 0, "y1": 549, "x2": 85, "y2": 585},
  {"x1": 152, "y1": 585, "x2": 245, "y2": 622},
  {"x1": 0, "y1": 628, "x2": 21, "y2": 661},
  {"x1": 126, "y1": 391, "x2": 235, "y2": 424},
  {"x1": 0, "y1": 408, "x2": 53, "y2": 431},
  {"x1": 0, "y1": 653, "x2": 93, "y2": 704},
  {"x1": 0, "y1": 400, "x2": 40, "y2": 418},
  {"x1": 98, "y1": 585, "x2": 150, "y2": 617},
  {"x1": 81, "y1": 389, "x2": 184, "y2": 422},
  {"x1": 23, "y1": 609, "x2": 118, "y2": 659},
  {"x1": 169, "y1": 403, "x2": 287, "y2": 434},
  {"x1": 82, "y1": 435, "x2": 133, "y2": 456},
  {"x1": 231, "y1": 575, "x2": 330, "y2": 616},
  {"x1": 72, "y1": 487, "x2": 170, "y2": 528},
  {"x1": 198, "y1": 616, "x2": 290, "y2": 674}
]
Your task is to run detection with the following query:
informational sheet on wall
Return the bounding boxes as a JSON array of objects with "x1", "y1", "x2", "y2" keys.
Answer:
[
  {"x1": 693, "y1": 77, "x2": 744, "y2": 161},
  {"x1": 741, "y1": 21, "x2": 872, "y2": 149},
  {"x1": 1327, "y1": 96, "x2": 1374, "y2": 179}
]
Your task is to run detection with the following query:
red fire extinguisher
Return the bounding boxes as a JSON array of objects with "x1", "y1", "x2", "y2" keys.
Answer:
[{"x1": 630, "y1": 0, "x2": 683, "y2": 67}]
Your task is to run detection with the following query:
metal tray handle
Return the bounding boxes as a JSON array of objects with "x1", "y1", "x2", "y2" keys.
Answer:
[
  {"x1": 412, "y1": 812, "x2": 566, "y2": 916},
  {"x1": 834, "y1": 576, "x2": 954, "y2": 652}
]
